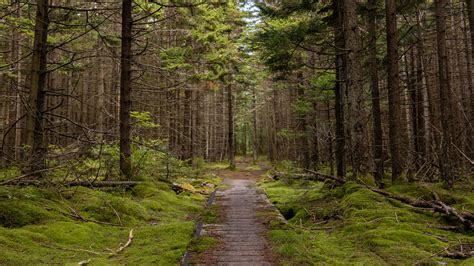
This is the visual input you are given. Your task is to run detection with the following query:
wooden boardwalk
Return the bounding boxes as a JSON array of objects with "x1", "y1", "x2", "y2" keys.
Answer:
[{"x1": 190, "y1": 178, "x2": 282, "y2": 266}]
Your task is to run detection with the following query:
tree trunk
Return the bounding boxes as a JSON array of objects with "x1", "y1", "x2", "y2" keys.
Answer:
[
  {"x1": 435, "y1": 0, "x2": 454, "y2": 185},
  {"x1": 385, "y1": 0, "x2": 403, "y2": 181},
  {"x1": 464, "y1": 0, "x2": 474, "y2": 158},
  {"x1": 343, "y1": 0, "x2": 365, "y2": 177},
  {"x1": 368, "y1": 0, "x2": 384, "y2": 184},
  {"x1": 25, "y1": 0, "x2": 49, "y2": 174},
  {"x1": 252, "y1": 86, "x2": 258, "y2": 162},
  {"x1": 97, "y1": 41, "x2": 105, "y2": 142},
  {"x1": 334, "y1": 0, "x2": 346, "y2": 179},
  {"x1": 13, "y1": 0, "x2": 23, "y2": 162},
  {"x1": 227, "y1": 82, "x2": 235, "y2": 169},
  {"x1": 183, "y1": 88, "x2": 192, "y2": 161},
  {"x1": 119, "y1": 0, "x2": 133, "y2": 178}
]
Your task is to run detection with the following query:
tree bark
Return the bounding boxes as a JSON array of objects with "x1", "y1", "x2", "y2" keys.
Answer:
[
  {"x1": 227, "y1": 82, "x2": 235, "y2": 169},
  {"x1": 25, "y1": 0, "x2": 49, "y2": 174},
  {"x1": 334, "y1": 0, "x2": 346, "y2": 179},
  {"x1": 464, "y1": 0, "x2": 474, "y2": 158},
  {"x1": 252, "y1": 86, "x2": 258, "y2": 162},
  {"x1": 343, "y1": 0, "x2": 365, "y2": 177},
  {"x1": 435, "y1": 0, "x2": 454, "y2": 185},
  {"x1": 119, "y1": 0, "x2": 133, "y2": 178},
  {"x1": 385, "y1": 0, "x2": 403, "y2": 181},
  {"x1": 368, "y1": 0, "x2": 384, "y2": 184}
]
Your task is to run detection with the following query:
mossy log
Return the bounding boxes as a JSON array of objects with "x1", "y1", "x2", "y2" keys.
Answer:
[
  {"x1": 279, "y1": 171, "x2": 473, "y2": 230},
  {"x1": 369, "y1": 187, "x2": 474, "y2": 231},
  {"x1": 272, "y1": 170, "x2": 345, "y2": 184},
  {"x1": 1, "y1": 179, "x2": 142, "y2": 187},
  {"x1": 65, "y1": 181, "x2": 142, "y2": 187}
]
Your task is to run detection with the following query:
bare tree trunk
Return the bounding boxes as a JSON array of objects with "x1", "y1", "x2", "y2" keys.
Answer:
[
  {"x1": 368, "y1": 0, "x2": 384, "y2": 184},
  {"x1": 97, "y1": 41, "x2": 105, "y2": 142},
  {"x1": 119, "y1": 0, "x2": 133, "y2": 178},
  {"x1": 334, "y1": 0, "x2": 346, "y2": 179},
  {"x1": 463, "y1": 0, "x2": 474, "y2": 157},
  {"x1": 25, "y1": 0, "x2": 49, "y2": 174},
  {"x1": 252, "y1": 86, "x2": 258, "y2": 163},
  {"x1": 385, "y1": 0, "x2": 403, "y2": 181},
  {"x1": 183, "y1": 88, "x2": 192, "y2": 160},
  {"x1": 435, "y1": 0, "x2": 454, "y2": 185},
  {"x1": 227, "y1": 82, "x2": 235, "y2": 169},
  {"x1": 13, "y1": 0, "x2": 22, "y2": 162},
  {"x1": 343, "y1": 0, "x2": 365, "y2": 177}
]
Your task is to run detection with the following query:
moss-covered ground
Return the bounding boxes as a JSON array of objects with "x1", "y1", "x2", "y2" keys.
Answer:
[
  {"x1": 0, "y1": 172, "x2": 221, "y2": 265},
  {"x1": 259, "y1": 177, "x2": 474, "y2": 265}
]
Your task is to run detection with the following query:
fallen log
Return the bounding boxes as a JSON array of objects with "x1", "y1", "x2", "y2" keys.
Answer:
[
  {"x1": 1, "y1": 179, "x2": 142, "y2": 187},
  {"x1": 303, "y1": 168, "x2": 346, "y2": 183},
  {"x1": 65, "y1": 181, "x2": 142, "y2": 187},
  {"x1": 278, "y1": 170, "x2": 473, "y2": 230},
  {"x1": 369, "y1": 187, "x2": 474, "y2": 230},
  {"x1": 443, "y1": 250, "x2": 474, "y2": 259},
  {"x1": 0, "y1": 165, "x2": 65, "y2": 185},
  {"x1": 272, "y1": 171, "x2": 345, "y2": 184}
]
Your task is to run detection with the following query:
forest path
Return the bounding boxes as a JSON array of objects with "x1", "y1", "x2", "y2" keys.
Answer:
[{"x1": 191, "y1": 158, "x2": 282, "y2": 265}]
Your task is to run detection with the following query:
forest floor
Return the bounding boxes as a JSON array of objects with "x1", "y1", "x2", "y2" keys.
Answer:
[
  {"x1": 187, "y1": 158, "x2": 474, "y2": 265},
  {"x1": 0, "y1": 165, "x2": 222, "y2": 265},
  {"x1": 259, "y1": 172, "x2": 474, "y2": 265},
  {"x1": 187, "y1": 157, "x2": 284, "y2": 265},
  {"x1": 1, "y1": 157, "x2": 473, "y2": 265}
]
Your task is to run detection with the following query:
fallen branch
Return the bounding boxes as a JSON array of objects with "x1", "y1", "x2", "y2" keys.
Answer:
[
  {"x1": 0, "y1": 165, "x2": 65, "y2": 185},
  {"x1": 110, "y1": 229, "x2": 134, "y2": 256},
  {"x1": 303, "y1": 168, "x2": 346, "y2": 183},
  {"x1": 61, "y1": 206, "x2": 122, "y2": 227},
  {"x1": 368, "y1": 187, "x2": 474, "y2": 230},
  {"x1": 65, "y1": 181, "x2": 142, "y2": 187},
  {"x1": 443, "y1": 250, "x2": 474, "y2": 259},
  {"x1": 272, "y1": 170, "x2": 345, "y2": 184},
  {"x1": 281, "y1": 170, "x2": 474, "y2": 230}
]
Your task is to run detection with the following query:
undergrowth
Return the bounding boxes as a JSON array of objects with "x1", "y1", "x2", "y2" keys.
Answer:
[{"x1": 260, "y1": 177, "x2": 474, "y2": 265}]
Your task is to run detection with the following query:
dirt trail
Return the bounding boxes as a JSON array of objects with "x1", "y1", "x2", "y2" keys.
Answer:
[{"x1": 190, "y1": 159, "x2": 283, "y2": 266}]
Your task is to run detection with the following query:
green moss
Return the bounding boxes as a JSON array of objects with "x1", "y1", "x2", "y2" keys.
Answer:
[
  {"x1": 0, "y1": 173, "x2": 217, "y2": 265},
  {"x1": 260, "y1": 179, "x2": 474, "y2": 265},
  {"x1": 188, "y1": 236, "x2": 219, "y2": 253},
  {"x1": 202, "y1": 205, "x2": 219, "y2": 224}
]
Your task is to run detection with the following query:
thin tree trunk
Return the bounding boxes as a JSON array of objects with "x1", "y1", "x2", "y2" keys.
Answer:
[
  {"x1": 119, "y1": 0, "x2": 133, "y2": 178},
  {"x1": 13, "y1": 0, "x2": 22, "y2": 161},
  {"x1": 385, "y1": 0, "x2": 403, "y2": 181},
  {"x1": 334, "y1": 0, "x2": 346, "y2": 179},
  {"x1": 183, "y1": 88, "x2": 192, "y2": 160},
  {"x1": 227, "y1": 82, "x2": 235, "y2": 169},
  {"x1": 252, "y1": 86, "x2": 258, "y2": 162},
  {"x1": 97, "y1": 41, "x2": 105, "y2": 142}
]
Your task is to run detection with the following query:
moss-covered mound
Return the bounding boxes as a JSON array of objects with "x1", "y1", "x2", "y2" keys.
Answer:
[
  {"x1": 0, "y1": 177, "x2": 215, "y2": 265},
  {"x1": 260, "y1": 179, "x2": 474, "y2": 265}
]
